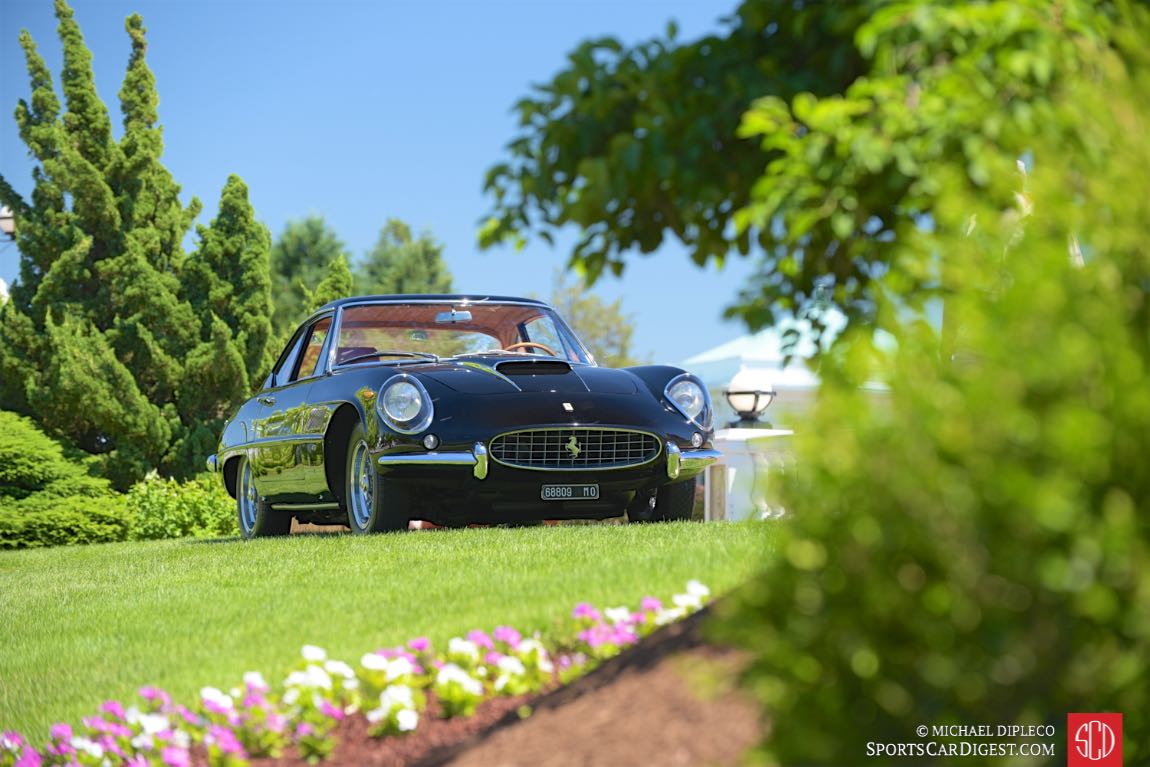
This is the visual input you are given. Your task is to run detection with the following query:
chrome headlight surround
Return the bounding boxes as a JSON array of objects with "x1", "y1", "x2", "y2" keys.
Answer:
[
  {"x1": 376, "y1": 374, "x2": 434, "y2": 435},
  {"x1": 664, "y1": 373, "x2": 713, "y2": 431}
]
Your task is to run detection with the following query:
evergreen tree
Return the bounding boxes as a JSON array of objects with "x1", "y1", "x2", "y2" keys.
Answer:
[
  {"x1": 356, "y1": 219, "x2": 452, "y2": 296},
  {"x1": 268, "y1": 215, "x2": 349, "y2": 337},
  {"x1": 0, "y1": 1, "x2": 273, "y2": 486},
  {"x1": 303, "y1": 255, "x2": 354, "y2": 314}
]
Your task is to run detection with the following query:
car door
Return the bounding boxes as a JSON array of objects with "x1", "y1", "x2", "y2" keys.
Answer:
[{"x1": 250, "y1": 314, "x2": 334, "y2": 502}]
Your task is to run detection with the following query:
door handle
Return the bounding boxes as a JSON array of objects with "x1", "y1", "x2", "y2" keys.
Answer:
[{"x1": 257, "y1": 396, "x2": 276, "y2": 406}]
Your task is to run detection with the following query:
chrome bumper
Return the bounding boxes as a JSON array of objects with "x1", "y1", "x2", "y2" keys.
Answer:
[
  {"x1": 206, "y1": 453, "x2": 219, "y2": 473},
  {"x1": 377, "y1": 443, "x2": 489, "y2": 480},
  {"x1": 375, "y1": 441, "x2": 717, "y2": 483},
  {"x1": 666, "y1": 443, "x2": 722, "y2": 480}
]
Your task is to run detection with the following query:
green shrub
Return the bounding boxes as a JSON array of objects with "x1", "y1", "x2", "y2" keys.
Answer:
[
  {"x1": 126, "y1": 473, "x2": 237, "y2": 540},
  {"x1": 0, "y1": 495, "x2": 131, "y2": 549},
  {"x1": 0, "y1": 410, "x2": 94, "y2": 500},
  {"x1": 719, "y1": 39, "x2": 1149, "y2": 767}
]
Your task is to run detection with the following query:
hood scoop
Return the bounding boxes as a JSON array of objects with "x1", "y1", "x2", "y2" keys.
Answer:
[
  {"x1": 495, "y1": 360, "x2": 573, "y2": 376},
  {"x1": 493, "y1": 359, "x2": 588, "y2": 393}
]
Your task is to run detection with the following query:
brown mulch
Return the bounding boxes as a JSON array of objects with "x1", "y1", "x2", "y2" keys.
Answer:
[{"x1": 249, "y1": 606, "x2": 760, "y2": 767}]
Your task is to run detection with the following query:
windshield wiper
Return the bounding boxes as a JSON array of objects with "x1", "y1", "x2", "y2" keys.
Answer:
[{"x1": 338, "y1": 350, "x2": 440, "y2": 366}]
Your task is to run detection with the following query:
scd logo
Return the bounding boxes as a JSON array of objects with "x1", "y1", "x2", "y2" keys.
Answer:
[{"x1": 1068, "y1": 713, "x2": 1122, "y2": 767}]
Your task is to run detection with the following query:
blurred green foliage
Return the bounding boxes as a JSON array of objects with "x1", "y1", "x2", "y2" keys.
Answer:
[
  {"x1": 482, "y1": 0, "x2": 1125, "y2": 348},
  {"x1": 714, "y1": 6, "x2": 1150, "y2": 765}
]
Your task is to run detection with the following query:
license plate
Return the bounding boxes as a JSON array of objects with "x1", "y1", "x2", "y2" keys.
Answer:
[{"x1": 540, "y1": 484, "x2": 600, "y2": 501}]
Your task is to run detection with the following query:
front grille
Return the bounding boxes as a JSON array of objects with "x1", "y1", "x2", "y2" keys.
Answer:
[{"x1": 490, "y1": 428, "x2": 661, "y2": 471}]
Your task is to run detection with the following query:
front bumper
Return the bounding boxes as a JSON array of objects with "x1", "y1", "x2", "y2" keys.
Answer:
[{"x1": 376, "y1": 441, "x2": 718, "y2": 481}]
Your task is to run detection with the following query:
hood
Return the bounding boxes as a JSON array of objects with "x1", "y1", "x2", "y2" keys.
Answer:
[{"x1": 414, "y1": 357, "x2": 638, "y2": 396}]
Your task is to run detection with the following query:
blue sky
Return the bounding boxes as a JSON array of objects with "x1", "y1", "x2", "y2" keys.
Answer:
[{"x1": 0, "y1": 0, "x2": 759, "y2": 364}]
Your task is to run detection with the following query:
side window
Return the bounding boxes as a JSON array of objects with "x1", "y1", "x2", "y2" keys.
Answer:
[
  {"x1": 269, "y1": 327, "x2": 308, "y2": 389},
  {"x1": 292, "y1": 317, "x2": 333, "y2": 381}
]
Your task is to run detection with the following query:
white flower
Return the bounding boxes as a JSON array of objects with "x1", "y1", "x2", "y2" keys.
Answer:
[
  {"x1": 538, "y1": 656, "x2": 554, "y2": 674},
  {"x1": 361, "y1": 652, "x2": 388, "y2": 671},
  {"x1": 283, "y1": 688, "x2": 300, "y2": 706},
  {"x1": 380, "y1": 684, "x2": 414, "y2": 710},
  {"x1": 130, "y1": 734, "x2": 154, "y2": 751},
  {"x1": 71, "y1": 737, "x2": 104, "y2": 759},
  {"x1": 301, "y1": 645, "x2": 327, "y2": 662},
  {"x1": 436, "y1": 663, "x2": 483, "y2": 696},
  {"x1": 448, "y1": 638, "x2": 479, "y2": 661},
  {"x1": 396, "y1": 708, "x2": 419, "y2": 732},
  {"x1": 672, "y1": 592, "x2": 703, "y2": 611},
  {"x1": 171, "y1": 730, "x2": 191, "y2": 749},
  {"x1": 517, "y1": 638, "x2": 544, "y2": 656},
  {"x1": 243, "y1": 671, "x2": 269, "y2": 691},
  {"x1": 365, "y1": 707, "x2": 386, "y2": 724},
  {"x1": 386, "y1": 656, "x2": 416, "y2": 681},
  {"x1": 654, "y1": 606, "x2": 687, "y2": 626},
  {"x1": 324, "y1": 659, "x2": 355, "y2": 679},
  {"x1": 200, "y1": 687, "x2": 233, "y2": 710},
  {"x1": 605, "y1": 606, "x2": 631, "y2": 624},
  {"x1": 686, "y1": 580, "x2": 711, "y2": 598},
  {"x1": 136, "y1": 712, "x2": 170, "y2": 736},
  {"x1": 285, "y1": 665, "x2": 333, "y2": 690},
  {"x1": 497, "y1": 656, "x2": 526, "y2": 676},
  {"x1": 344, "y1": 678, "x2": 359, "y2": 690}
]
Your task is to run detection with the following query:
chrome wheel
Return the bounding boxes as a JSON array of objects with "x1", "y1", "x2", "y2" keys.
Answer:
[
  {"x1": 349, "y1": 439, "x2": 374, "y2": 529},
  {"x1": 239, "y1": 460, "x2": 257, "y2": 534}
]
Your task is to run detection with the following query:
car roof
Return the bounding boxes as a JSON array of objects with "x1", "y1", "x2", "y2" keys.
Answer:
[{"x1": 316, "y1": 294, "x2": 549, "y2": 312}]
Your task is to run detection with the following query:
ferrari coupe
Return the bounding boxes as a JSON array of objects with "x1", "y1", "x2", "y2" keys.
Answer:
[{"x1": 207, "y1": 295, "x2": 720, "y2": 538}]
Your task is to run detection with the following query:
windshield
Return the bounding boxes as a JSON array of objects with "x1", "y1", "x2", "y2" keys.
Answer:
[{"x1": 331, "y1": 302, "x2": 592, "y2": 366}]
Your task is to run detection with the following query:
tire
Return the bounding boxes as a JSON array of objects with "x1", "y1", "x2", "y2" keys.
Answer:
[
  {"x1": 627, "y1": 477, "x2": 697, "y2": 523},
  {"x1": 345, "y1": 423, "x2": 412, "y2": 533},
  {"x1": 236, "y1": 456, "x2": 292, "y2": 539}
]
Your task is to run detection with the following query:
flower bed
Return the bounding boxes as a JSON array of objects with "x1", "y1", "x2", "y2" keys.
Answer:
[{"x1": 1, "y1": 581, "x2": 711, "y2": 767}]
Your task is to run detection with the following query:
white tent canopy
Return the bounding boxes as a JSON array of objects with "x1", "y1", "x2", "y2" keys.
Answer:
[{"x1": 678, "y1": 328, "x2": 821, "y2": 393}]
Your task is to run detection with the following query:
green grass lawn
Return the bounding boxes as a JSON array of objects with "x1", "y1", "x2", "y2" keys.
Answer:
[{"x1": 0, "y1": 522, "x2": 771, "y2": 738}]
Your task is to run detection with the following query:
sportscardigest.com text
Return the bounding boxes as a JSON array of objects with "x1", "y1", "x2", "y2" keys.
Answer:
[{"x1": 866, "y1": 724, "x2": 1058, "y2": 760}]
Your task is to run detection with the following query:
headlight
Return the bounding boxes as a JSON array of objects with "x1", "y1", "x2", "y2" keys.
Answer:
[
  {"x1": 665, "y1": 374, "x2": 711, "y2": 429},
  {"x1": 377, "y1": 375, "x2": 434, "y2": 434}
]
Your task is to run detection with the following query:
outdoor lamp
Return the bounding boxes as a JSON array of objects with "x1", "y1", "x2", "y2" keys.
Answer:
[{"x1": 724, "y1": 368, "x2": 776, "y2": 423}]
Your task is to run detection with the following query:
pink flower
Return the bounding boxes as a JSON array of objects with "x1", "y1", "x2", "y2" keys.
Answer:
[
  {"x1": 242, "y1": 694, "x2": 266, "y2": 709},
  {"x1": 467, "y1": 630, "x2": 494, "y2": 650},
  {"x1": 139, "y1": 687, "x2": 172, "y2": 707},
  {"x1": 493, "y1": 626, "x2": 521, "y2": 647},
  {"x1": 48, "y1": 723, "x2": 72, "y2": 742},
  {"x1": 408, "y1": 637, "x2": 431, "y2": 652},
  {"x1": 161, "y1": 746, "x2": 190, "y2": 767},
  {"x1": 572, "y1": 603, "x2": 602, "y2": 622},
  {"x1": 319, "y1": 700, "x2": 344, "y2": 720},
  {"x1": 640, "y1": 596, "x2": 662, "y2": 612},
  {"x1": 14, "y1": 749, "x2": 42, "y2": 767},
  {"x1": 100, "y1": 700, "x2": 126, "y2": 720},
  {"x1": 207, "y1": 725, "x2": 245, "y2": 756},
  {"x1": 295, "y1": 722, "x2": 314, "y2": 738},
  {"x1": 613, "y1": 628, "x2": 639, "y2": 645},
  {"x1": 174, "y1": 706, "x2": 200, "y2": 726},
  {"x1": 484, "y1": 651, "x2": 504, "y2": 665}
]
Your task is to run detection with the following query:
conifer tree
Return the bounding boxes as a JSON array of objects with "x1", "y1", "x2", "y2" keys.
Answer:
[
  {"x1": 268, "y1": 215, "x2": 350, "y2": 337},
  {"x1": 0, "y1": 1, "x2": 273, "y2": 486},
  {"x1": 356, "y1": 219, "x2": 452, "y2": 296}
]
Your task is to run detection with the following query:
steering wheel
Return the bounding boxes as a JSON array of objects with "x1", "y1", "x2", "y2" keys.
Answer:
[{"x1": 503, "y1": 341, "x2": 560, "y2": 357}]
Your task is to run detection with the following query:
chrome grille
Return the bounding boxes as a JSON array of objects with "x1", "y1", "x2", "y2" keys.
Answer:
[{"x1": 490, "y1": 428, "x2": 661, "y2": 471}]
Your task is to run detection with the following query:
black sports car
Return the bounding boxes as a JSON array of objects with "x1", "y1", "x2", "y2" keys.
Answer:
[{"x1": 208, "y1": 295, "x2": 720, "y2": 538}]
